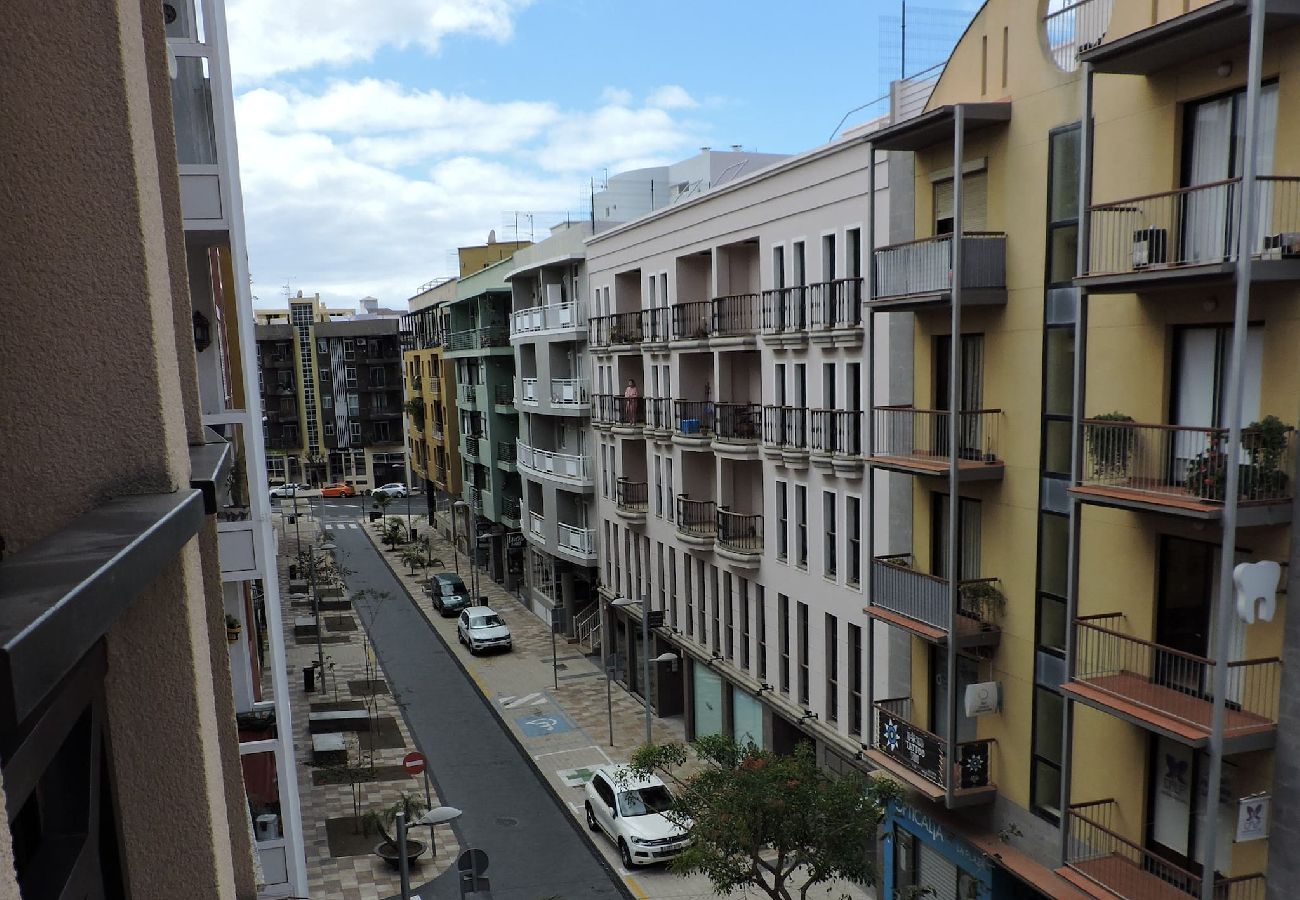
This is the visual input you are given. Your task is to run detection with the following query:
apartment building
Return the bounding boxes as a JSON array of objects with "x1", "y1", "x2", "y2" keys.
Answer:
[
  {"x1": 845, "y1": 1, "x2": 1300, "y2": 899},
  {"x1": 1, "y1": 0, "x2": 302, "y2": 896},
  {"x1": 404, "y1": 278, "x2": 463, "y2": 515},
  {"x1": 586, "y1": 135, "x2": 919, "y2": 781},
  {"x1": 255, "y1": 293, "x2": 407, "y2": 492},
  {"x1": 506, "y1": 223, "x2": 599, "y2": 625}
]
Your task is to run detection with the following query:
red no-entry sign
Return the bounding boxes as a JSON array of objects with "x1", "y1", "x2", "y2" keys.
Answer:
[{"x1": 403, "y1": 751, "x2": 426, "y2": 776}]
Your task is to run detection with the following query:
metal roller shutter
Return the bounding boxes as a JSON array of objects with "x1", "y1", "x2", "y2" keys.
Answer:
[
  {"x1": 933, "y1": 172, "x2": 988, "y2": 231},
  {"x1": 918, "y1": 840, "x2": 959, "y2": 900}
]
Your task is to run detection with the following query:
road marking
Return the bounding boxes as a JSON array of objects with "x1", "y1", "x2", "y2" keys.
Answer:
[
  {"x1": 502, "y1": 692, "x2": 546, "y2": 709},
  {"x1": 623, "y1": 874, "x2": 649, "y2": 899},
  {"x1": 467, "y1": 668, "x2": 489, "y2": 693},
  {"x1": 348, "y1": 523, "x2": 359, "y2": 529},
  {"x1": 534, "y1": 745, "x2": 605, "y2": 761}
]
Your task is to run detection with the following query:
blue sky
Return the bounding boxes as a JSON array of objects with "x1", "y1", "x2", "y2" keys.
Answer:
[{"x1": 229, "y1": 0, "x2": 981, "y2": 308}]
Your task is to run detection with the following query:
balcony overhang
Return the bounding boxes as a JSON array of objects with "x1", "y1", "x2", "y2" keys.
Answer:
[
  {"x1": 504, "y1": 252, "x2": 585, "y2": 282},
  {"x1": 1079, "y1": 0, "x2": 1300, "y2": 75},
  {"x1": 869, "y1": 454, "x2": 1005, "y2": 482},
  {"x1": 1069, "y1": 485, "x2": 1292, "y2": 527},
  {"x1": 867, "y1": 102, "x2": 1011, "y2": 152},
  {"x1": 865, "y1": 605, "x2": 1002, "y2": 651},
  {"x1": 1061, "y1": 681, "x2": 1275, "y2": 753}
]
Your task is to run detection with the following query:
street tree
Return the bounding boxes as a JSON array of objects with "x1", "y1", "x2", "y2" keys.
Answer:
[{"x1": 627, "y1": 735, "x2": 901, "y2": 900}]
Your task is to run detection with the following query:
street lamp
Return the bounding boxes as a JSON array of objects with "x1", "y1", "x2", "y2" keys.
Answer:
[
  {"x1": 416, "y1": 805, "x2": 462, "y2": 859},
  {"x1": 611, "y1": 596, "x2": 676, "y2": 745}
]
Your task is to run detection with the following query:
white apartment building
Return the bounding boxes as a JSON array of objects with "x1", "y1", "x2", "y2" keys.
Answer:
[{"x1": 586, "y1": 136, "x2": 916, "y2": 765}]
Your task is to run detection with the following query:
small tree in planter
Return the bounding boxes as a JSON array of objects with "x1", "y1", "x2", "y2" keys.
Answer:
[
  {"x1": 400, "y1": 545, "x2": 427, "y2": 575},
  {"x1": 382, "y1": 518, "x2": 406, "y2": 550},
  {"x1": 362, "y1": 791, "x2": 428, "y2": 870},
  {"x1": 1084, "y1": 412, "x2": 1136, "y2": 481},
  {"x1": 373, "y1": 491, "x2": 395, "y2": 522}
]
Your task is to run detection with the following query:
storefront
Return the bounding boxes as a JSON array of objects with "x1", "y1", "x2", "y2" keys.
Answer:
[{"x1": 883, "y1": 801, "x2": 992, "y2": 900}]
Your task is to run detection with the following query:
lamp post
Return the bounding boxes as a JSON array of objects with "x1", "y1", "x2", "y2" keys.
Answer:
[
  {"x1": 600, "y1": 595, "x2": 612, "y2": 746},
  {"x1": 415, "y1": 805, "x2": 462, "y2": 860}
]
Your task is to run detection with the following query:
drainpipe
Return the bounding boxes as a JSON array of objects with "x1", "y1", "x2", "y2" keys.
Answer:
[
  {"x1": 945, "y1": 105, "x2": 965, "y2": 810},
  {"x1": 1200, "y1": 1, "x2": 1266, "y2": 896},
  {"x1": 865, "y1": 143, "x2": 878, "y2": 745},
  {"x1": 1060, "y1": 60, "x2": 1094, "y2": 866}
]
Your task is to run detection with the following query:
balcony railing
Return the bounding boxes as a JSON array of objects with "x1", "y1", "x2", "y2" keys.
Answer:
[
  {"x1": 479, "y1": 325, "x2": 509, "y2": 348},
  {"x1": 516, "y1": 439, "x2": 591, "y2": 482},
  {"x1": 711, "y1": 293, "x2": 761, "y2": 337},
  {"x1": 593, "y1": 394, "x2": 645, "y2": 427},
  {"x1": 717, "y1": 509, "x2": 762, "y2": 554},
  {"x1": 433, "y1": 464, "x2": 447, "y2": 485},
  {"x1": 676, "y1": 496, "x2": 717, "y2": 540},
  {"x1": 761, "y1": 286, "x2": 808, "y2": 333},
  {"x1": 557, "y1": 523, "x2": 597, "y2": 558},
  {"x1": 673, "y1": 400, "x2": 714, "y2": 438},
  {"x1": 510, "y1": 300, "x2": 584, "y2": 336},
  {"x1": 497, "y1": 441, "x2": 516, "y2": 463},
  {"x1": 1080, "y1": 419, "x2": 1295, "y2": 506},
  {"x1": 810, "y1": 409, "x2": 863, "y2": 456},
  {"x1": 807, "y1": 278, "x2": 863, "y2": 330},
  {"x1": 1085, "y1": 177, "x2": 1300, "y2": 279},
  {"x1": 446, "y1": 329, "x2": 476, "y2": 351},
  {"x1": 550, "y1": 377, "x2": 588, "y2": 406},
  {"x1": 1043, "y1": 0, "x2": 1114, "y2": 73},
  {"x1": 762, "y1": 405, "x2": 809, "y2": 450},
  {"x1": 646, "y1": 397, "x2": 673, "y2": 431},
  {"x1": 457, "y1": 383, "x2": 477, "y2": 406},
  {"x1": 642, "y1": 306, "x2": 671, "y2": 343},
  {"x1": 430, "y1": 421, "x2": 445, "y2": 441},
  {"x1": 590, "y1": 310, "x2": 645, "y2": 348},
  {"x1": 616, "y1": 478, "x2": 649, "y2": 511},
  {"x1": 871, "y1": 555, "x2": 1002, "y2": 639},
  {"x1": 529, "y1": 510, "x2": 545, "y2": 537},
  {"x1": 714, "y1": 403, "x2": 763, "y2": 442},
  {"x1": 501, "y1": 494, "x2": 521, "y2": 521},
  {"x1": 1071, "y1": 614, "x2": 1280, "y2": 738},
  {"x1": 870, "y1": 697, "x2": 995, "y2": 794},
  {"x1": 873, "y1": 406, "x2": 1002, "y2": 468},
  {"x1": 672, "y1": 301, "x2": 712, "y2": 341},
  {"x1": 871, "y1": 233, "x2": 1007, "y2": 302},
  {"x1": 519, "y1": 377, "x2": 539, "y2": 404},
  {"x1": 468, "y1": 486, "x2": 484, "y2": 514},
  {"x1": 463, "y1": 436, "x2": 480, "y2": 460},
  {"x1": 1065, "y1": 799, "x2": 1265, "y2": 900}
]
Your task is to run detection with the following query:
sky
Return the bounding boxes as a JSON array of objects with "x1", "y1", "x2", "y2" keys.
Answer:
[{"x1": 228, "y1": 0, "x2": 983, "y2": 310}]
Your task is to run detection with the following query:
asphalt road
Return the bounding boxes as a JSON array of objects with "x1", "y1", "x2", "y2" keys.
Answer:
[{"x1": 325, "y1": 514, "x2": 630, "y2": 900}]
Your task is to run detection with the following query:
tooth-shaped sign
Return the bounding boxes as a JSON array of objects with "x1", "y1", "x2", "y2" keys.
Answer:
[{"x1": 1234, "y1": 561, "x2": 1282, "y2": 624}]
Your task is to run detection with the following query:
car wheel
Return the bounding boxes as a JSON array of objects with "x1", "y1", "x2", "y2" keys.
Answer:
[
  {"x1": 619, "y1": 840, "x2": 633, "y2": 868},
  {"x1": 585, "y1": 804, "x2": 599, "y2": 833}
]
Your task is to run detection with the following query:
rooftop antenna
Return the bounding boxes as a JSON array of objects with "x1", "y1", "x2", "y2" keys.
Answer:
[{"x1": 901, "y1": 1, "x2": 907, "y2": 80}]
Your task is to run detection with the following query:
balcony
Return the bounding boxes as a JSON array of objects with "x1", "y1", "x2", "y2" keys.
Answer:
[
  {"x1": 672, "y1": 400, "x2": 714, "y2": 447},
  {"x1": 865, "y1": 697, "x2": 996, "y2": 807},
  {"x1": 675, "y1": 495, "x2": 716, "y2": 548},
  {"x1": 716, "y1": 509, "x2": 762, "y2": 567},
  {"x1": 430, "y1": 421, "x2": 445, "y2": 443},
  {"x1": 671, "y1": 301, "x2": 711, "y2": 344},
  {"x1": 589, "y1": 311, "x2": 645, "y2": 350},
  {"x1": 1072, "y1": 418, "x2": 1294, "y2": 525},
  {"x1": 497, "y1": 441, "x2": 517, "y2": 472},
  {"x1": 710, "y1": 293, "x2": 761, "y2": 347},
  {"x1": 463, "y1": 436, "x2": 480, "y2": 461},
  {"x1": 592, "y1": 394, "x2": 645, "y2": 432},
  {"x1": 869, "y1": 233, "x2": 1007, "y2": 310},
  {"x1": 1081, "y1": 178, "x2": 1300, "y2": 292},
  {"x1": 760, "y1": 286, "x2": 809, "y2": 348},
  {"x1": 519, "y1": 377, "x2": 540, "y2": 406},
  {"x1": 501, "y1": 494, "x2": 522, "y2": 529},
  {"x1": 468, "y1": 486, "x2": 484, "y2": 515},
  {"x1": 762, "y1": 405, "x2": 810, "y2": 468},
  {"x1": 1043, "y1": 0, "x2": 1112, "y2": 73},
  {"x1": 871, "y1": 406, "x2": 1004, "y2": 480},
  {"x1": 446, "y1": 329, "x2": 476, "y2": 352},
  {"x1": 810, "y1": 409, "x2": 864, "y2": 477},
  {"x1": 432, "y1": 464, "x2": 448, "y2": 488},
  {"x1": 807, "y1": 279, "x2": 864, "y2": 346},
  {"x1": 713, "y1": 403, "x2": 762, "y2": 459},
  {"x1": 645, "y1": 397, "x2": 673, "y2": 439},
  {"x1": 516, "y1": 439, "x2": 593, "y2": 487},
  {"x1": 868, "y1": 555, "x2": 1002, "y2": 650},
  {"x1": 550, "y1": 377, "x2": 589, "y2": 409},
  {"x1": 510, "y1": 300, "x2": 586, "y2": 339},
  {"x1": 1062, "y1": 800, "x2": 1265, "y2": 900},
  {"x1": 493, "y1": 383, "x2": 516, "y2": 413},
  {"x1": 1063, "y1": 614, "x2": 1279, "y2": 751},
  {"x1": 556, "y1": 523, "x2": 597, "y2": 562},
  {"x1": 528, "y1": 510, "x2": 546, "y2": 540},
  {"x1": 479, "y1": 325, "x2": 509, "y2": 349},
  {"x1": 615, "y1": 478, "x2": 648, "y2": 523},
  {"x1": 642, "y1": 306, "x2": 671, "y2": 347},
  {"x1": 457, "y1": 383, "x2": 478, "y2": 407}
]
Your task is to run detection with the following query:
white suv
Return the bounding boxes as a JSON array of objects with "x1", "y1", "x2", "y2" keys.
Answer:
[
  {"x1": 456, "y1": 607, "x2": 512, "y2": 655},
  {"x1": 583, "y1": 766, "x2": 688, "y2": 867},
  {"x1": 372, "y1": 482, "x2": 409, "y2": 498}
]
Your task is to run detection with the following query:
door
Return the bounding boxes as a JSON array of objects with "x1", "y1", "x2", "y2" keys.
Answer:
[
  {"x1": 1146, "y1": 735, "x2": 1238, "y2": 882},
  {"x1": 934, "y1": 335, "x2": 985, "y2": 459},
  {"x1": 931, "y1": 649, "x2": 979, "y2": 744},
  {"x1": 1156, "y1": 536, "x2": 1215, "y2": 694},
  {"x1": 932, "y1": 495, "x2": 982, "y2": 582},
  {"x1": 1172, "y1": 325, "x2": 1263, "y2": 477}
]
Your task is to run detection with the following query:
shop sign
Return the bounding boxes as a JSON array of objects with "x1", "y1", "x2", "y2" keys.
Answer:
[
  {"x1": 876, "y1": 706, "x2": 944, "y2": 787},
  {"x1": 1236, "y1": 794, "x2": 1270, "y2": 842}
]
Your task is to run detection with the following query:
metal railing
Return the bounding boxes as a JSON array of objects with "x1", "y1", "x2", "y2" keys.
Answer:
[
  {"x1": 1065, "y1": 799, "x2": 1265, "y2": 900},
  {"x1": 501, "y1": 494, "x2": 521, "y2": 521},
  {"x1": 463, "y1": 436, "x2": 479, "y2": 460},
  {"x1": 510, "y1": 300, "x2": 584, "y2": 336},
  {"x1": 762, "y1": 405, "x2": 808, "y2": 450},
  {"x1": 494, "y1": 383, "x2": 514, "y2": 406},
  {"x1": 673, "y1": 400, "x2": 714, "y2": 437},
  {"x1": 516, "y1": 439, "x2": 591, "y2": 482},
  {"x1": 519, "y1": 377, "x2": 539, "y2": 404},
  {"x1": 1081, "y1": 419, "x2": 1295, "y2": 504},
  {"x1": 497, "y1": 441, "x2": 516, "y2": 463},
  {"x1": 672, "y1": 301, "x2": 712, "y2": 340},
  {"x1": 457, "y1": 383, "x2": 477, "y2": 406},
  {"x1": 809, "y1": 409, "x2": 863, "y2": 456},
  {"x1": 430, "y1": 421, "x2": 445, "y2": 441},
  {"x1": 760, "y1": 286, "x2": 808, "y2": 332},
  {"x1": 646, "y1": 397, "x2": 673, "y2": 431},
  {"x1": 676, "y1": 496, "x2": 717, "y2": 539},
  {"x1": 870, "y1": 697, "x2": 994, "y2": 792},
  {"x1": 593, "y1": 394, "x2": 645, "y2": 427},
  {"x1": 711, "y1": 293, "x2": 761, "y2": 337},
  {"x1": 1086, "y1": 177, "x2": 1300, "y2": 277},
  {"x1": 717, "y1": 509, "x2": 762, "y2": 554},
  {"x1": 1043, "y1": 0, "x2": 1114, "y2": 72},
  {"x1": 550, "y1": 377, "x2": 588, "y2": 406},
  {"x1": 433, "y1": 464, "x2": 447, "y2": 485},
  {"x1": 807, "y1": 278, "x2": 863, "y2": 330},
  {"x1": 478, "y1": 324, "x2": 509, "y2": 348},
  {"x1": 529, "y1": 510, "x2": 546, "y2": 537},
  {"x1": 1072, "y1": 615, "x2": 1280, "y2": 733},
  {"x1": 616, "y1": 478, "x2": 649, "y2": 511},
  {"x1": 873, "y1": 406, "x2": 1002, "y2": 464},
  {"x1": 589, "y1": 310, "x2": 645, "y2": 347},
  {"x1": 642, "y1": 306, "x2": 671, "y2": 343},
  {"x1": 871, "y1": 555, "x2": 1001, "y2": 633},
  {"x1": 714, "y1": 403, "x2": 763, "y2": 442},
  {"x1": 468, "y1": 486, "x2": 484, "y2": 514},
  {"x1": 872, "y1": 233, "x2": 1007, "y2": 301},
  {"x1": 557, "y1": 523, "x2": 597, "y2": 557}
]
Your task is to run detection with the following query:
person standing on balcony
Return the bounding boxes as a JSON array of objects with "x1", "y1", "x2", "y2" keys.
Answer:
[{"x1": 623, "y1": 378, "x2": 640, "y2": 423}]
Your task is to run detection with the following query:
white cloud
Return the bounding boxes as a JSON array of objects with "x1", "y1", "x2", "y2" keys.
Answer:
[
  {"x1": 226, "y1": 0, "x2": 532, "y2": 83},
  {"x1": 646, "y1": 85, "x2": 698, "y2": 110}
]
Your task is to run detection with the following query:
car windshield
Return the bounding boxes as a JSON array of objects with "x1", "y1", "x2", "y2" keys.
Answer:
[
  {"x1": 470, "y1": 614, "x2": 503, "y2": 629},
  {"x1": 438, "y1": 581, "x2": 466, "y2": 596},
  {"x1": 617, "y1": 785, "x2": 674, "y2": 817}
]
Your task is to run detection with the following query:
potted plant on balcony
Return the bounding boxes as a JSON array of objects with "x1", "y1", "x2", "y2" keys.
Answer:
[
  {"x1": 959, "y1": 581, "x2": 1006, "y2": 628},
  {"x1": 362, "y1": 792, "x2": 428, "y2": 870},
  {"x1": 225, "y1": 614, "x2": 242, "y2": 643},
  {"x1": 1084, "y1": 411, "x2": 1136, "y2": 480},
  {"x1": 1188, "y1": 415, "x2": 1293, "y2": 502}
]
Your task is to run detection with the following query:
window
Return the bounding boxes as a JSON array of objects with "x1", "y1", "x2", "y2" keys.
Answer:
[
  {"x1": 344, "y1": 341, "x2": 355, "y2": 360},
  {"x1": 317, "y1": 338, "x2": 328, "y2": 352},
  {"x1": 795, "y1": 484, "x2": 808, "y2": 568},
  {"x1": 370, "y1": 367, "x2": 385, "y2": 387},
  {"x1": 776, "y1": 480, "x2": 789, "y2": 561},
  {"x1": 322, "y1": 394, "x2": 333, "y2": 410},
  {"x1": 665, "y1": 458, "x2": 674, "y2": 522},
  {"x1": 350, "y1": 422, "x2": 361, "y2": 439},
  {"x1": 320, "y1": 368, "x2": 330, "y2": 384},
  {"x1": 709, "y1": 566, "x2": 720, "y2": 655},
  {"x1": 778, "y1": 594, "x2": 790, "y2": 694},
  {"x1": 1042, "y1": 326, "x2": 1075, "y2": 476},
  {"x1": 739, "y1": 578, "x2": 750, "y2": 670},
  {"x1": 656, "y1": 543, "x2": 665, "y2": 612},
  {"x1": 347, "y1": 394, "x2": 360, "y2": 415},
  {"x1": 821, "y1": 233, "x2": 836, "y2": 282},
  {"x1": 849, "y1": 624, "x2": 863, "y2": 735},
  {"x1": 654, "y1": 456, "x2": 663, "y2": 517},
  {"x1": 669, "y1": 548, "x2": 678, "y2": 628},
  {"x1": 846, "y1": 496, "x2": 861, "y2": 587},
  {"x1": 696, "y1": 560, "x2": 707, "y2": 642},
  {"x1": 1046, "y1": 125, "x2": 1082, "y2": 285},
  {"x1": 797, "y1": 602, "x2": 809, "y2": 706},
  {"x1": 825, "y1": 614, "x2": 838, "y2": 723},
  {"x1": 324, "y1": 421, "x2": 335, "y2": 436},
  {"x1": 684, "y1": 556, "x2": 694, "y2": 637},
  {"x1": 756, "y1": 586, "x2": 767, "y2": 681},
  {"x1": 375, "y1": 422, "x2": 391, "y2": 442},
  {"x1": 723, "y1": 572, "x2": 734, "y2": 660},
  {"x1": 604, "y1": 523, "x2": 612, "y2": 585},
  {"x1": 1031, "y1": 687, "x2": 1065, "y2": 822},
  {"x1": 345, "y1": 366, "x2": 357, "y2": 388},
  {"x1": 823, "y1": 491, "x2": 837, "y2": 579}
]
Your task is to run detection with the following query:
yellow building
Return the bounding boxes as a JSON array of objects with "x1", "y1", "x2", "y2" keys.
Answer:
[
  {"x1": 863, "y1": 2, "x2": 1297, "y2": 898},
  {"x1": 403, "y1": 278, "x2": 463, "y2": 509}
]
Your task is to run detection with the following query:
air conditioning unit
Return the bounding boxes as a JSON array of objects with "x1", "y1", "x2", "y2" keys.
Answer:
[{"x1": 1132, "y1": 228, "x2": 1169, "y2": 269}]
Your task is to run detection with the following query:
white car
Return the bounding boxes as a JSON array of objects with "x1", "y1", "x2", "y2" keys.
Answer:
[
  {"x1": 456, "y1": 606, "x2": 512, "y2": 655},
  {"x1": 268, "y1": 483, "x2": 308, "y2": 498},
  {"x1": 584, "y1": 767, "x2": 689, "y2": 867},
  {"x1": 373, "y1": 482, "x2": 409, "y2": 498}
]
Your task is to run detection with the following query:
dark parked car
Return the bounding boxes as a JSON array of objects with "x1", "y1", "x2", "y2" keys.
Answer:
[{"x1": 429, "y1": 573, "x2": 471, "y2": 616}]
